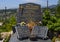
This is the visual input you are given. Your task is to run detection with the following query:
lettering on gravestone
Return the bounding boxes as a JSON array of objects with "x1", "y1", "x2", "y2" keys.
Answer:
[
  {"x1": 15, "y1": 25, "x2": 30, "y2": 39},
  {"x1": 31, "y1": 26, "x2": 48, "y2": 39}
]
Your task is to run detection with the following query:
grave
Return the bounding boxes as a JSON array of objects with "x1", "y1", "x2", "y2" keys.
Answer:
[
  {"x1": 16, "y1": 3, "x2": 42, "y2": 23},
  {"x1": 31, "y1": 26, "x2": 48, "y2": 39},
  {"x1": 15, "y1": 25, "x2": 30, "y2": 40},
  {"x1": 9, "y1": 3, "x2": 52, "y2": 42},
  {"x1": 9, "y1": 33, "x2": 52, "y2": 42}
]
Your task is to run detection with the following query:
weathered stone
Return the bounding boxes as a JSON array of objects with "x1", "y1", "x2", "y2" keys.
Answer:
[
  {"x1": 31, "y1": 26, "x2": 48, "y2": 39},
  {"x1": 17, "y1": 3, "x2": 42, "y2": 23},
  {"x1": 15, "y1": 25, "x2": 30, "y2": 39},
  {"x1": 9, "y1": 33, "x2": 52, "y2": 42}
]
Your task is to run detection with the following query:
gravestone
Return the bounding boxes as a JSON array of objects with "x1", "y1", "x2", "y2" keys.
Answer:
[
  {"x1": 17, "y1": 3, "x2": 42, "y2": 23},
  {"x1": 31, "y1": 26, "x2": 48, "y2": 39},
  {"x1": 15, "y1": 25, "x2": 30, "y2": 40}
]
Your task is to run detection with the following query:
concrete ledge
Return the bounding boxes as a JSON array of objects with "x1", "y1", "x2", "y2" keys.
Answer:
[{"x1": 9, "y1": 33, "x2": 52, "y2": 42}]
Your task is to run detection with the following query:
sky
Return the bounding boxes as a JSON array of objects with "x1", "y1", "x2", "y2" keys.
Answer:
[{"x1": 0, "y1": 0, "x2": 58, "y2": 9}]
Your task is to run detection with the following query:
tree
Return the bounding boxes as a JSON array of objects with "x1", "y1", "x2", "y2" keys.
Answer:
[
  {"x1": 9, "y1": 16, "x2": 16, "y2": 25},
  {"x1": 42, "y1": 9, "x2": 58, "y2": 31},
  {"x1": 56, "y1": 0, "x2": 60, "y2": 18},
  {"x1": 42, "y1": 9, "x2": 51, "y2": 26},
  {"x1": 56, "y1": 5, "x2": 60, "y2": 17},
  {"x1": 5, "y1": 16, "x2": 16, "y2": 31},
  {"x1": 0, "y1": 16, "x2": 16, "y2": 32}
]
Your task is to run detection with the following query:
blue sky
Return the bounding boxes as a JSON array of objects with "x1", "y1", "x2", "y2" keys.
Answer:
[{"x1": 0, "y1": 0, "x2": 58, "y2": 9}]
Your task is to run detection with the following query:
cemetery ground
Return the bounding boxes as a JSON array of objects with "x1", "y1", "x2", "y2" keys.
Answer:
[
  {"x1": 0, "y1": 16, "x2": 16, "y2": 42},
  {"x1": 0, "y1": 14, "x2": 60, "y2": 42},
  {"x1": 0, "y1": 12, "x2": 60, "y2": 42},
  {"x1": 0, "y1": 16, "x2": 60, "y2": 42},
  {"x1": 0, "y1": 3, "x2": 60, "y2": 42},
  {"x1": 9, "y1": 32, "x2": 52, "y2": 42},
  {"x1": 9, "y1": 25, "x2": 60, "y2": 42},
  {"x1": 0, "y1": 29, "x2": 60, "y2": 42}
]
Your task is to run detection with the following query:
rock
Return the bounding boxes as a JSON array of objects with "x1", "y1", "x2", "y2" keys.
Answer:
[
  {"x1": 15, "y1": 25, "x2": 30, "y2": 40},
  {"x1": 31, "y1": 26, "x2": 48, "y2": 39},
  {"x1": 55, "y1": 38, "x2": 60, "y2": 42},
  {"x1": 9, "y1": 33, "x2": 52, "y2": 42}
]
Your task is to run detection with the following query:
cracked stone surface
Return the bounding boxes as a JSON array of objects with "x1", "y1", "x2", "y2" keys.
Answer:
[{"x1": 9, "y1": 33, "x2": 52, "y2": 42}]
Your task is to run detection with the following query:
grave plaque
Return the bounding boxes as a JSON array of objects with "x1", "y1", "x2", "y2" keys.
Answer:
[
  {"x1": 31, "y1": 26, "x2": 48, "y2": 39},
  {"x1": 17, "y1": 3, "x2": 42, "y2": 23},
  {"x1": 15, "y1": 25, "x2": 30, "y2": 39}
]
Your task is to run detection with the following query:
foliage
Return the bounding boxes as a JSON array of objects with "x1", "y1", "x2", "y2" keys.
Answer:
[
  {"x1": 43, "y1": 9, "x2": 60, "y2": 31},
  {"x1": 0, "y1": 16, "x2": 16, "y2": 32},
  {"x1": 42, "y1": 0, "x2": 60, "y2": 32},
  {"x1": 42, "y1": 9, "x2": 51, "y2": 26},
  {"x1": 56, "y1": 5, "x2": 60, "y2": 18},
  {"x1": 56, "y1": 0, "x2": 60, "y2": 18}
]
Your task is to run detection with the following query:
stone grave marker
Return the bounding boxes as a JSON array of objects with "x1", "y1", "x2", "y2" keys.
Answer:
[
  {"x1": 15, "y1": 25, "x2": 30, "y2": 39},
  {"x1": 31, "y1": 26, "x2": 48, "y2": 39}
]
